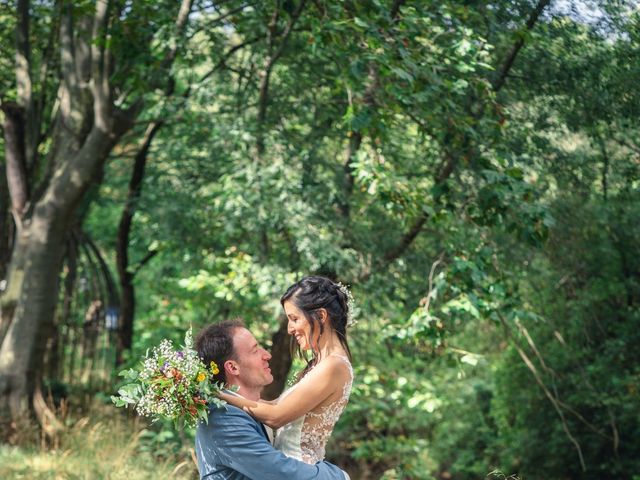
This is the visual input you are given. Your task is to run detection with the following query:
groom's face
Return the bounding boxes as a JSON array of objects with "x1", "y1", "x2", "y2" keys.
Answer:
[{"x1": 232, "y1": 327, "x2": 273, "y2": 391}]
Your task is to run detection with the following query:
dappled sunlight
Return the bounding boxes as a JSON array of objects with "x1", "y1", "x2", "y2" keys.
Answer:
[
  {"x1": 0, "y1": 409, "x2": 197, "y2": 479},
  {"x1": 1, "y1": 1, "x2": 638, "y2": 478}
]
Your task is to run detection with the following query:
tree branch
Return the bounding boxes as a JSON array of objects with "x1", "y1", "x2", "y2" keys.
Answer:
[
  {"x1": 131, "y1": 249, "x2": 159, "y2": 279},
  {"x1": 423, "y1": 253, "x2": 444, "y2": 314},
  {"x1": 608, "y1": 408, "x2": 620, "y2": 457},
  {"x1": 27, "y1": 3, "x2": 61, "y2": 174},
  {"x1": 366, "y1": 0, "x2": 550, "y2": 276},
  {"x1": 15, "y1": 0, "x2": 46, "y2": 174},
  {"x1": 610, "y1": 133, "x2": 640, "y2": 155},
  {"x1": 91, "y1": 0, "x2": 111, "y2": 130},
  {"x1": 341, "y1": 1, "x2": 406, "y2": 220},
  {"x1": 498, "y1": 313, "x2": 586, "y2": 471},
  {"x1": 0, "y1": 172, "x2": 11, "y2": 283},
  {"x1": 514, "y1": 318, "x2": 612, "y2": 440},
  {"x1": 1, "y1": 102, "x2": 29, "y2": 226},
  {"x1": 162, "y1": 0, "x2": 194, "y2": 69},
  {"x1": 594, "y1": 130, "x2": 609, "y2": 201},
  {"x1": 116, "y1": 121, "x2": 163, "y2": 287},
  {"x1": 390, "y1": 0, "x2": 406, "y2": 20},
  {"x1": 256, "y1": 0, "x2": 308, "y2": 154},
  {"x1": 198, "y1": 35, "x2": 263, "y2": 84},
  {"x1": 59, "y1": 1, "x2": 81, "y2": 122},
  {"x1": 80, "y1": 229, "x2": 118, "y2": 305},
  {"x1": 187, "y1": 3, "x2": 252, "y2": 41},
  {"x1": 492, "y1": 0, "x2": 551, "y2": 92},
  {"x1": 15, "y1": 0, "x2": 32, "y2": 109}
]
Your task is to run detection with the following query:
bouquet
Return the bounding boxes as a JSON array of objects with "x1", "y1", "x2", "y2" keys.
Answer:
[{"x1": 111, "y1": 329, "x2": 226, "y2": 428}]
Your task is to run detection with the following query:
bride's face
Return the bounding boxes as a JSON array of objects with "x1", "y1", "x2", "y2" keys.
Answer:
[{"x1": 284, "y1": 300, "x2": 318, "y2": 351}]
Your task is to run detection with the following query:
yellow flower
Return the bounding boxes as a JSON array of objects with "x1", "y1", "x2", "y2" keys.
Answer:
[
  {"x1": 210, "y1": 361, "x2": 220, "y2": 375},
  {"x1": 196, "y1": 372, "x2": 206, "y2": 382}
]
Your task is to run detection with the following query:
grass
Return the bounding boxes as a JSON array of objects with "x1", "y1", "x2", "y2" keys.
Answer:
[{"x1": 0, "y1": 407, "x2": 198, "y2": 480}]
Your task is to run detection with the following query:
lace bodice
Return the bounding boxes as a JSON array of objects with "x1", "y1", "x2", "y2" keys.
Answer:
[{"x1": 273, "y1": 354, "x2": 353, "y2": 464}]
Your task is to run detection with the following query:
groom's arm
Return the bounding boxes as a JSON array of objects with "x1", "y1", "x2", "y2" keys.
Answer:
[{"x1": 202, "y1": 406, "x2": 347, "y2": 480}]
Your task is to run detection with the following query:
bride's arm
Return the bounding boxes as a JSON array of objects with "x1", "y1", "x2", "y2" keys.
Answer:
[
  {"x1": 222, "y1": 356, "x2": 349, "y2": 429},
  {"x1": 218, "y1": 392, "x2": 273, "y2": 408}
]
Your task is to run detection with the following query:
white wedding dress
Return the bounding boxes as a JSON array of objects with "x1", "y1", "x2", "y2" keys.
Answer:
[{"x1": 273, "y1": 354, "x2": 353, "y2": 464}]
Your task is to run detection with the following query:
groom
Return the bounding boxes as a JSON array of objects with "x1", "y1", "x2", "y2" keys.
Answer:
[{"x1": 194, "y1": 319, "x2": 349, "y2": 480}]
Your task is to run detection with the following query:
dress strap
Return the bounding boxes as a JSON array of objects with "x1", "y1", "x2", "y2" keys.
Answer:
[
  {"x1": 327, "y1": 353, "x2": 353, "y2": 377},
  {"x1": 327, "y1": 353, "x2": 350, "y2": 363}
]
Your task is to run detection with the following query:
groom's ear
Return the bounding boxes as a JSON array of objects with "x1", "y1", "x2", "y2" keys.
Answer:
[{"x1": 224, "y1": 359, "x2": 238, "y2": 377}]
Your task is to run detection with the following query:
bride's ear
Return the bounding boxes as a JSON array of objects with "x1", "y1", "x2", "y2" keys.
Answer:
[{"x1": 318, "y1": 308, "x2": 328, "y2": 325}]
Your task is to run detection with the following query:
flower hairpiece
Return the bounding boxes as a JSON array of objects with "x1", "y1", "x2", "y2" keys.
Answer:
[{"x1": 336, "y1": 282, "x2": 357, "y2": 328}]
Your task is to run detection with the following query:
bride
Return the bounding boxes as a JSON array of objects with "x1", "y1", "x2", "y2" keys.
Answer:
[{"x1": 221, "y1": 276, "x2": 354, "y2": 464}]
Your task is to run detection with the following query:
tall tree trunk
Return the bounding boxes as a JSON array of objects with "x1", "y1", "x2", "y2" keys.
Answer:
[
  {"x1": 0, "y1": 213, "x2": 66, "y2": 424},
  {"x1": 0, "y1": 0, "x2": 193, "y2": 431},
  {"x1": 0, "y1": 78, "x2": 132, "y2": 428},
  {"x1": 115, "y1": 122, "x2": 162, "y2": 365},
  {"x1": 0, "y1": 120, "x2": 130, "y2": 426}
]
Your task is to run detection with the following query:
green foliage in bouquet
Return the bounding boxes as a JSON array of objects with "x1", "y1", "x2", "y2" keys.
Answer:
[{"x1": 112, "y1": 329, "x2": 226, "y2": 428}]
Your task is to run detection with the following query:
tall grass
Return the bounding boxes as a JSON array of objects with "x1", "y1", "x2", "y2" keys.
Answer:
[{"x1": 0, "y1": 407, "x2": 197, "y2": 480}]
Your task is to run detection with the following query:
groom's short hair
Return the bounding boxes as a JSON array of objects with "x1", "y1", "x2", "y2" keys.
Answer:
[{"x1": 195, "y1": 319, "x2": 245, "y2": 385}]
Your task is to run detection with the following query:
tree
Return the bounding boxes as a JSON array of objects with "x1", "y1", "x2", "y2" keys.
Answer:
[{"x1": 0, "y1": 0, "x2": 194, "y2": 433}]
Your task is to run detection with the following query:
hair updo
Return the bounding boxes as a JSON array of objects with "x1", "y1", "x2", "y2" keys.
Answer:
[{"x1": 280, "y1": 276, "x2": 353, "y2": 377}]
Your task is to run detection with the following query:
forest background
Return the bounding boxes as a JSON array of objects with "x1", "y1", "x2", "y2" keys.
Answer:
[{"x1": 0, "y1": 0, "x2": 638, "y2": 479}]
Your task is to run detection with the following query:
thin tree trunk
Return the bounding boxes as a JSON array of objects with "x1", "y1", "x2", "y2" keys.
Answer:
[
  {"x1": 262, "y1": 317, "x2": 293, "y2": 400},
  {"x1": 115, "y1": 122, "x2": 162, "y2": 365},
  {"x1": 595, "y1": 131, "x2": 609, "y2": 201},
  {"x1": 0, "y1": 174, "x2": 12, "y2": 335},
  {"x1": 116, "y1": 271, "x2": 134, "y2": 365}
]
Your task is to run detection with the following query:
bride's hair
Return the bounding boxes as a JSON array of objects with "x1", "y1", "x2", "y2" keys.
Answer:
[{"x1": 280, "y1": 275, "x2": 352, "y2": 380}]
